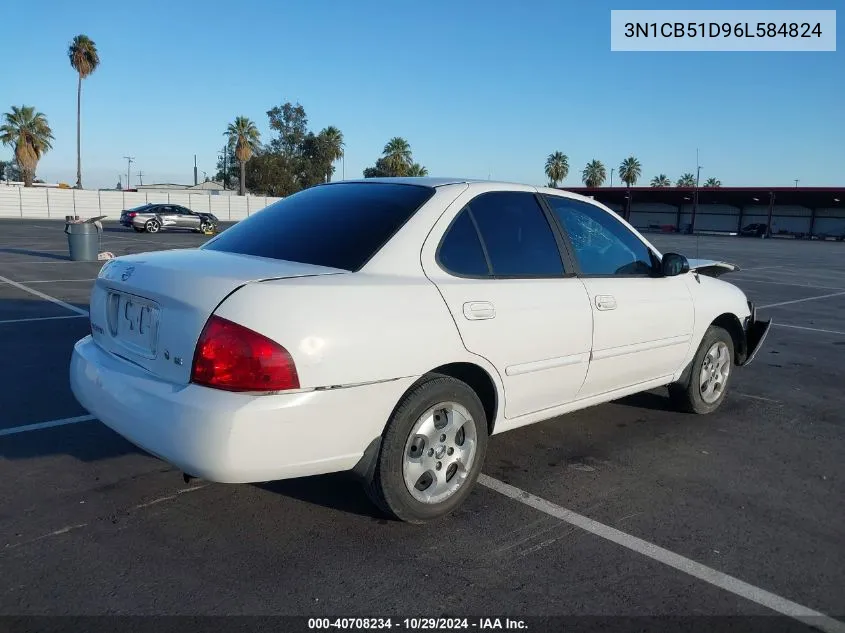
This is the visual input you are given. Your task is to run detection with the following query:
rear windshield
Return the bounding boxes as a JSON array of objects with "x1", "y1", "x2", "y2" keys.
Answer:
[{"x1": 202, "y1": 182, "x2": 435, "y2": 271}]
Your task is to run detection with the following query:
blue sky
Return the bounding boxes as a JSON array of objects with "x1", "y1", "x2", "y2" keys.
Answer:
[{"x1": 1, "y1": 0, "x2": 842, "y2": 189}]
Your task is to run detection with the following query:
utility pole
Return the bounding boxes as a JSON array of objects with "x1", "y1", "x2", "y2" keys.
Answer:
[
  {"x1": 610, "y1": 168, "x2": 614, "y2": 187},
  {"x1": 137, "y1": 171, "x2": 144, "y2": 186},
  {"x1": 123, "y1": 156, "x2": 135, "y2": 190},
  {"x1": 194, "y1": 155, "x2": 198, "y2": 186},
  {"x1": 794, "y1": 179, "x2": 799, "y2": 188}
]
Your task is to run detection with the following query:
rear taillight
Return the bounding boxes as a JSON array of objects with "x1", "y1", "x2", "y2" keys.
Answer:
[
  {"x1": 190, "y1": 315, "x2": 299, "y2": 392},
  {"x1": 128, "y1": 212, "x2": 137, "y2": 218}
]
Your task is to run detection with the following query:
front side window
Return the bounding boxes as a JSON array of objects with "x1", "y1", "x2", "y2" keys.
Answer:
[
  {"x1": 543, "y1": 195, "x2": 654, "y2": 276},
  {"x1": 468, "y1": 191, "x2": 565, "y2": 277}
]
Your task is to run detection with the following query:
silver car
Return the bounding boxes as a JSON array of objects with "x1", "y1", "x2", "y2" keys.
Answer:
[{"x1": 119, "y1": 204, "x2": 219, "y2": 234}]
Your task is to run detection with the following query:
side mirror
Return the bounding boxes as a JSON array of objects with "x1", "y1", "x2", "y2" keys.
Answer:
[{"x1": 661, "y1": 252, "x2": 690, "y2": 277}]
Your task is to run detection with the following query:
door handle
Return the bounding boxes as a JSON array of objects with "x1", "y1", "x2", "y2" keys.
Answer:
[
  {"x1": 595, "y1": 295, "x2": 617, "y2": 311},
  {"x1": 463, "y1": 301, "x2": 495, "y2": 320}
]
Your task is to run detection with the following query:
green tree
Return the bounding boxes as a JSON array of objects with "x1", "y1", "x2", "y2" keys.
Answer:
[
  {"x1": 321, "y1": 126, "x2": 344, "y2": 182},
  {"x1": 651, "y1": 174, "x2": 671, "y2": 187},
  {"x1": 544, "y1": 151, "x2": 569, "y2": 187},
  {"x1": 68, "y1": 34, "x2": 99, "y2": 189},
  {"x1": 582, "y1": 159, "x2": 606, "y2": 187},
  {"x1": 225, "y1": 116, "x2": 261, "y2": 196},
  {"x1": 383, "y1": 137, "x2": 413, "y2": 176},
  {"x1": 677, "y1": 173, "x2": 696, "y2": 187},
  {"x1": 0, "y1": 105, "x2": 54, "y2": 187},
  {"x1": 618, "y1": 156, "x2": 642, "y2": 187},
  {"x1": 0, "y1": 159, "x2": 22, "y2": 182},
  {"x1": 363, "y1": 137, "x2": 425, "y2": 177},
  {"x1": 267, "y1": 102, "x2": 308, "y2": 158},
  {"x1": 704, "y1": 177, "x2": 721, "y2": 188}
]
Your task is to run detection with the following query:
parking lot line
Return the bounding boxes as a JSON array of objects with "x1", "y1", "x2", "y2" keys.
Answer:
[
  {"x1": 774, "y1": 323, "x2": 845, "y2": 336},
  {"x1": 729, "y1": 277, "x2": 845, "y2": 292},
  {"x1": 479, "y1": 475, "x2": 845, "y2": 633},
  {"x1": 0, "y1": 274, "x2": 89, "y2": 316},
  {"x1": 0, "y1": 415, "x2": 95, "y2": 437},
  {"x1": 3, "y1": 278, "x2": 97, "y2": 284},
  {"x1": 0, "y1": 314, "x2": 87, "y2": 325},
  {"x1": 759, "y1": 291, "x2": 845, "y2": 310}
]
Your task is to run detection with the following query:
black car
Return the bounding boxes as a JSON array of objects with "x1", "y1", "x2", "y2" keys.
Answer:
[
  {"x1": 119, "y1": 203, "x2": 219, "y2": 234},
  {"x1": 739, "y1": 223, "x2": 768, "y2": 238}
]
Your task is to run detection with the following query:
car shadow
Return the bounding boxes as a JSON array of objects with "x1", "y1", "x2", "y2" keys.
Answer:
[
  {"x1": 255, "y1": 473, "x2": 388, "y2": 521},
  {"x1": 0, "y1": 247, "x2": 70, "y2": 261},
  {"x1": 612, "y1": 390, "x2": 676, "y2": 412}
]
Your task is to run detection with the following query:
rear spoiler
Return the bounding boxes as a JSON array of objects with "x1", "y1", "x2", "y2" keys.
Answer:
[{"x1": 686, "y1": 258, "x2": 739, "y2": 278}]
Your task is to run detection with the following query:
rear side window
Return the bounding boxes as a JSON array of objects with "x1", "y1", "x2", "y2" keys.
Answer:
[
  {"x1": 438, "y1": 210, "x2": 490, "y2": 276},
  {"x1": 469, "y1": 191, "x2": 565, "y2": 277},
  {"x1": 203, "y1": 183, "x2": 434, "y2": 271}
]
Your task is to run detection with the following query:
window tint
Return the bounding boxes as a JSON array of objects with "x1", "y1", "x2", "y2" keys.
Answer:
[
  {"x1": 544, "y1": 195, "x2": 654, "y2": 276},
  {"x1": 438, "y1": 209, "x2": 489, "y2": 276},
  {"x1": 203, "y1": 182, "x2": 434, "y2": 271},
  {"x1": 469, "y1": 192, "x2": 564, "y2": 276}
]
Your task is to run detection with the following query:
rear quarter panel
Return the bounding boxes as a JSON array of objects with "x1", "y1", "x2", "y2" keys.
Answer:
[{"x1": 213, "y1": 272, "x2": 498, "y2": 391}]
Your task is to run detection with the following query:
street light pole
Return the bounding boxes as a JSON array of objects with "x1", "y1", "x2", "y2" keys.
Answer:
[
  {"x1": 123, "y1": 156, "x2": 135, "y2": 190},
  {"x1": 610, "y1": 168, "x2": 614, "y2": 187}
]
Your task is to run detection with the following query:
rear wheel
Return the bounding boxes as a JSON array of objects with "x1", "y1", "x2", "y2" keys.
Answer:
[
  {"x1": 145, "y1": 219, "x2": 160, "y2": 234},
  {"x1": 669, "y1": 325, "x2": 734, "y2": 414},
  {"x1": 364, "y1": 375, "x2": 488, "y2": 524}
]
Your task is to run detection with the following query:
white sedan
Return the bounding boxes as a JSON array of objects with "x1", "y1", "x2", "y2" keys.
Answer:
[{"x1": 70, "y1": 178, "x2": 771, "y2": 523}]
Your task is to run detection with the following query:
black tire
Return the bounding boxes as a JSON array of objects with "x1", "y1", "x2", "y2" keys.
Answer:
[
  {"x1": 364, "y1": 375, "x2": 488, "y2": 524},
  {"x1": 669, "y1": 325, "x2": 735, "y2": 414}
]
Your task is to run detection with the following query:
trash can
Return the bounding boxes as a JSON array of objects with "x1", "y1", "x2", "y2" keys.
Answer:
[{"x1": 65, "y1": 220, "x2": 101, "y2": 261}]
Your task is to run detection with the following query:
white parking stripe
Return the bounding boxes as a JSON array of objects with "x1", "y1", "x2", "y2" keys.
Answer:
[
  {"x1": 759, "y1": 291, "x2": 845, "y2": 310},
  {"x1": 4, "y1": 278, "x2": 97, "y2": 284},
  {"x1": 0, "y1": 314, "x2": 87, "y2": 325},
  {"x1": 479, "y1": 475, "x2": 845, "y2": 633},
  {"x1": 774, "y1": 323, "x2": 845, "y2": 336},
  {"x1": 730, "y1": 277, "x2": 845, "y2": 292},
  {"x1": 0, "y1": 274, "x2": 89, "y2": 316},
  {"x1": 0, "y1": 415, "x2": 95, "y2": 437}
]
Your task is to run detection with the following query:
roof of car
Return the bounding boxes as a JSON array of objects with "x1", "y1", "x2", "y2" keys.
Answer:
[{"x1": 326, "y1": 177, "x2": 486, "y2": 188}]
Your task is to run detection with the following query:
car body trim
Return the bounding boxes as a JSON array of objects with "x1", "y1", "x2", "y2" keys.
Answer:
[
  {"x1": 505, "y1": 352, "x2": 590, "y2": 377},
  {"x1": 591, "y1": 335, "x2": 691, "y2": 361}
]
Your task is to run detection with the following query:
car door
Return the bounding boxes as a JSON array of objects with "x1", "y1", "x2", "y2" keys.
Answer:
[
  {"x1": 174, "y1": 206, "x2": 201, "y2": 230},
  {"x1": 542, "y1": 194, "x2": 695, "y2": 399},
  {"x1": 157, "y1": 206, "x2": 180, "y2": 228},
  {"x1": 421, "y1": 185, "x2": 594, "y2": 423}
]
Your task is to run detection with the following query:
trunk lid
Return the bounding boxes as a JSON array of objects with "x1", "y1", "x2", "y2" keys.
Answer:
[{"x1": 89, "y1": 249, "x2": 345, "y2": 384}]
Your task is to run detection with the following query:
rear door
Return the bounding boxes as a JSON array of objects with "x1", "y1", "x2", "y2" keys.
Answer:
[
  {"x1": 421, "y1": 185, "x2": 594, "y2": 422},
  {"x1": 542, "y1": 194, "x2": 695, "y2": 399}
]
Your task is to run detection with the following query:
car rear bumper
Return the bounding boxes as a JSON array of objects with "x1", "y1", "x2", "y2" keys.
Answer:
[
  {"x1": 70, "y1": 335, "x2": 414, "y2": 483},
  {"x1": 739, "y1": 302, "x2": 771, "y2": 366}
]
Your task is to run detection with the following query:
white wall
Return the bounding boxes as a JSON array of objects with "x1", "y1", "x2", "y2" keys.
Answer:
[{"x1": 0, "y1": 186, "x2": 282, "y2": 221}]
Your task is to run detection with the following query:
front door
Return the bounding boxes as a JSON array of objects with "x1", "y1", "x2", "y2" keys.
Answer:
[
  {"x1": 173, "y1": 206, "x2": 201, "y2": 230},
  {"x1": 422, "y1": 186, "x2": 594, "y2": 422},
  {"x1": 542, "y1": 194, "x2": 695, "y2": 399}
]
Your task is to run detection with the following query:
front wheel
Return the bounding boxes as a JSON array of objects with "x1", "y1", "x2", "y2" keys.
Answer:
[
  {"x1": 364, "y1": 375, "x2": 488, "y2": 524},
  {"x1": 669, "y1": 325, "x2": 734, "y2": 414}
]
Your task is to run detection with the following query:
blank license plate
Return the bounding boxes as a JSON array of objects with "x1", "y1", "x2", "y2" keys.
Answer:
[{"x1": 107, "y1": 291, "x2": 161, "y2": 358}]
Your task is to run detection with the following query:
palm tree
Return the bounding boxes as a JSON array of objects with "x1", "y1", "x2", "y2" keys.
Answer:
[
  {"x1": 321, "y1": 125, "x2": 344, "y2": 181},
  {"x1": 225, "y1": 116, "x2": 261, "y2": 196},
  {"x1": 618, "y1": 156, "x2": 642, "y2": 187},
  {"x1": 704, "y1": 177, "x2": 721, "y2": 188},
  {"x1": 676, "y1": 173, "x2": 696, "y2": 187},
  {"x1": 0, "y1": 106, "x2": 54, "y2": 187},
  {"x1": 651, "y1": 174, "x2": 671, "y2": 187},
  {"x1": 407, "y1": 163, "x2": 428, "y2": 177},
  {"x1": 618, "y1": 156, "x2": 641, "y2": 220},
  {"x1": 68, "y1": 35, "x2": 100, "y2": 189},
  {"x1": 582, "y1": 159, "x2": 606, "y2": 187},
  {"x1": 545, "y1": 151, "x2": 569, "y2": 187},
  {"x1": 382, "y1": 137, "x2": 413, "y2": 176}
]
